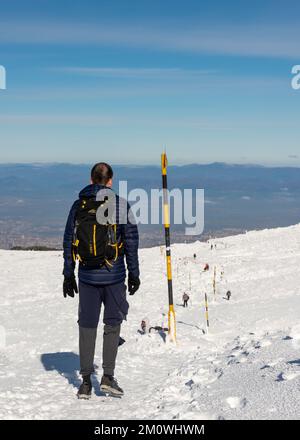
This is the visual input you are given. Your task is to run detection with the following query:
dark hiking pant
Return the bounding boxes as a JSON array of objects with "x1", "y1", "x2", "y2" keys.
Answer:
[
  {"x1": 183, "y1": 300, "x2": 188, "y2": 308},
  {"x1": 78, "y1": 281, "x2": 129, "y2": 377}
]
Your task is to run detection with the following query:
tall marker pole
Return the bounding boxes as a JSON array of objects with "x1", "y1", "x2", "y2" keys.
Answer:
[
  {"x1": 161, "y1": 152, "x2": 176, "y2": 343},
  {"x1": 204, "y1": 292, "x2": 210, "y2": 334},
  {"x1": 213, "y1": 266, "x2": 216, "y2": 300}
]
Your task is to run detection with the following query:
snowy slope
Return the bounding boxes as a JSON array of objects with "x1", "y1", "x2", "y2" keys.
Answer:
[{"x1": 0, "y1": 225, "x2": 300, "y2": 420}]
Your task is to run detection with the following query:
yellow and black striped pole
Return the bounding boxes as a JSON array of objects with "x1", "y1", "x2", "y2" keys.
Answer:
[
  {"x1": 204, "y1": 292, "x2": 210, "y2": 334},
  {"x1": 213, "y1": 266, "x2": 216, "y2": 300},
  {"x1": 161, "y1": 152, "x2": 176, "y2": 343}
]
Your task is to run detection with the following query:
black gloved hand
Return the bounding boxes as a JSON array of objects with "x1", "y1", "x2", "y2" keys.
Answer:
[
  {"x1": 128, "y1": 276, "x2": 140, "y2": 296},
  {"x1": 63, "y1": 274, "x2": 78, "y2": 298}
]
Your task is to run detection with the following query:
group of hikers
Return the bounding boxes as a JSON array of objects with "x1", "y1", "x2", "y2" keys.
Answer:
[{"x1": 181, "y1": 287, "x2": 231, "y2": 308}]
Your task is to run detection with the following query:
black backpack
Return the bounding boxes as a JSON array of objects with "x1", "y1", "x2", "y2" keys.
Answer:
[{"x1": 72, "y1": 198, "x2": 123, "y2": 268}]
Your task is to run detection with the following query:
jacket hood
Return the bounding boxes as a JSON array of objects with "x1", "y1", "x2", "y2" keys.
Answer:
[{"x1": 79, "y1": 184, "x2": 115, "y2": 199}]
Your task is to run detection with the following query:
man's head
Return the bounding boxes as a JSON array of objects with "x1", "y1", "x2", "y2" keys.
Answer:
[{"x1": 90, "y1": 162, "x2": 113, "y2": 187}]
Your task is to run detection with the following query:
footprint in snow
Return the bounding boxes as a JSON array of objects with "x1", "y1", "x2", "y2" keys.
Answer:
[
  {"x1": 255, "y1": 340, "x2": 272, "y2": 349},
  {"x1": 261, "y1": 364, "x2": 271, "y2": 370},
  {"x1": 226, "y1": 396, "x2": 248, "y2": 409},
  {"x1": 276, "y1": 371, "x2": 300, "y2": 382},
  {"x1": 238, "y1": 356, "x2": 248, "y2": 364}
]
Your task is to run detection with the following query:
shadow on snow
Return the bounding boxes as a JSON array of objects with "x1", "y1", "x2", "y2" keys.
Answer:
[{"x1": 40, "y1": 352, "x2": 105, "y2": 396}]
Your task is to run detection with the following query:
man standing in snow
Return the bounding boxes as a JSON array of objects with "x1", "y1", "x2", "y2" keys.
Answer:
[
  {"x1": 63, "y1": 163, "x2": 140, "y2": 399},
  {"x1": 182, "y1": 292, "x2": 190, "y2": 308}
]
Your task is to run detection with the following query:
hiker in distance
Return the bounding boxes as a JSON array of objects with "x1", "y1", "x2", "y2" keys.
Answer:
[
  {"x1": 182, "y1": 292, "x2": 190, "y2": 308},
  {"x1": 63, "y1": 162, "x2": 140, "y2": 399}
]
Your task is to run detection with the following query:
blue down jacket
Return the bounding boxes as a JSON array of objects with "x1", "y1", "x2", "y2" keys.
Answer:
[{"x1": 63, "y1": 184, "x2": 139, "y2": 286}]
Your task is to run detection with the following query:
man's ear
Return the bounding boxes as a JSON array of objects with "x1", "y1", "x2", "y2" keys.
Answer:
[
  {"x1": 107, "y1": 178, "x2": 113, "y2": 188},
  {"x1": 90, "y1": 179, "x2": 93, "y2": 184}
]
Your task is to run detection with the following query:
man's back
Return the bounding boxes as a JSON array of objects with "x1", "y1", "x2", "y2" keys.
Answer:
[{"x1": 63, "y1": 183, "x2": 139, "y2": 286}]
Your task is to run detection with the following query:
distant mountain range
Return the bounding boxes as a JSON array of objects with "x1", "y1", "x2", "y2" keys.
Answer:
[{"x1": 0, "y1": 162, "x2": 299, "y2": 249}]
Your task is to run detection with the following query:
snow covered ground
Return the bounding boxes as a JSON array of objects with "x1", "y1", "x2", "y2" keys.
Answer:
[{"x1": 0, "y1": 224, "x2": 300, "y2": 420}]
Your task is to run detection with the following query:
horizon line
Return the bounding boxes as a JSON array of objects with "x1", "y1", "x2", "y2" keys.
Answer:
[{"x1": 1, "y1": 161, "x2": 300, "y2": 169}]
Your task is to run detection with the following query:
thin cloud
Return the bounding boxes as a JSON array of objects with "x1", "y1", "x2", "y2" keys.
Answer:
[
  {"x1": 54, "y1": 67, "x2": 215, "y2": 79},
  {"x1": 0, "y1": 112, "x2": 295, "y2": 131},
  {"x1": 0, "y1": 114, "x2": 117, "y2": 126},
  {"x1": 0, "y1": 20, "x2": 299, "y2": 59},
  {"x1": 51, "y1": 67, "x2": 286, "y2": 91},
  {"x1": 5, "y1": 74, "x2": 286, "y2": 104},
  {"x1": 0, "y1": 113, "x2": 232, "y2": 130}
]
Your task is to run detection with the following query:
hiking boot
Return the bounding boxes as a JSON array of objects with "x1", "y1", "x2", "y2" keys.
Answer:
[
  {"x1": 77, "y1": 374, "x2": 92, "y2": 400},
  {"x1": 100, "y1": 375, "x2": 124, "y2": 396}
]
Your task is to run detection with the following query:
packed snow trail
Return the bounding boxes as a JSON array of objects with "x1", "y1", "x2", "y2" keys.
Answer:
[{"x1": 0, "y1": 224, "x2": 300, "y2": 419}]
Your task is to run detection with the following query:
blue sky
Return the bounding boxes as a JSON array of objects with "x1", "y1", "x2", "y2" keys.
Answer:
[{"x1": 0, "y1": 0, "x2": 300, "y2": 165}]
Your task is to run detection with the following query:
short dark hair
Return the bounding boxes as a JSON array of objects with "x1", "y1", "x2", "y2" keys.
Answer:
[{"x1": 91, "y1": 162, "x2": 113, "y2": 185}]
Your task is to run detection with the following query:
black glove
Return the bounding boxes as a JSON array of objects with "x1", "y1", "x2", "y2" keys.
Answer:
[
  {"x1": 63, "y1": 274, "x2": 78, "y2": 298},
  {"x1": 128, "y1": 276, "x2": 140, "y2": 296}
]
